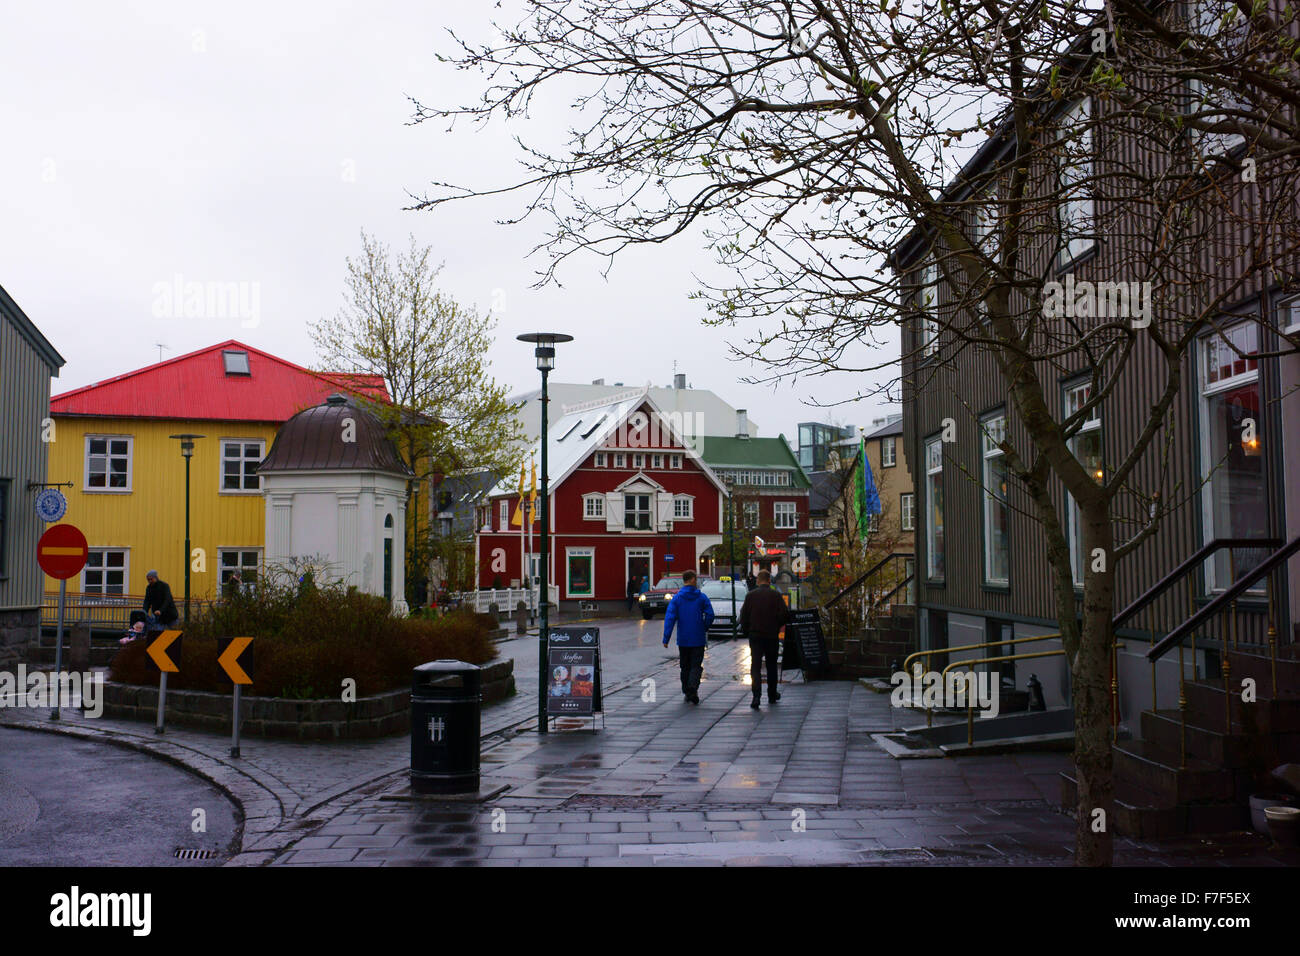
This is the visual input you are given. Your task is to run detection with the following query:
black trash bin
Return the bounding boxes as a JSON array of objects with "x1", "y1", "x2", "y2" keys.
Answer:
[{"x1": 410, "y1": 660, "x2": 481, "y2": 794}]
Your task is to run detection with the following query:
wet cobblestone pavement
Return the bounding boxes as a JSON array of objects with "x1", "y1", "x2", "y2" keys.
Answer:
[{"x1": 3, "y1": 618, "x2": 1295, "y2": 867}]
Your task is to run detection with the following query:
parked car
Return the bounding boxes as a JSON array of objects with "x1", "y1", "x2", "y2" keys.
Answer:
[{"x1": 637, "y1": 576, "x2": 684, "y2": 619}]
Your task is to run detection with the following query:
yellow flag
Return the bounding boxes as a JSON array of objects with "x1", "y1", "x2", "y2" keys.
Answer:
[
  {"x1": 529, "y1": 459, "x2": 538, "y2": 523},
  {"x1": 510, "y1": 461, "x2": 526, "y2": 527}
]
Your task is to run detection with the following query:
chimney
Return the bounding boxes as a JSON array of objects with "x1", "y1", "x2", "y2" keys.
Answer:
[
  {"x1": 736, "y1": 409, "x2": 749, "y2": 438},
  {"x1": 673, "y1": 373, "x2": 686, "y2": 390},
  {"x1": 591, "y1": 378, "x2": 605, "y2": 385}
]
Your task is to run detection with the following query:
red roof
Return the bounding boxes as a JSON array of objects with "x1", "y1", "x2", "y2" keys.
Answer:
[{"x1": 49, "y1": 340, "x2": 390, "y2": 423}]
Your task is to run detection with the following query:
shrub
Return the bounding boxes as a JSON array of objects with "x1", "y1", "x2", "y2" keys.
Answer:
[{"x1": 110, "y1": 581, "x2": 496, "y2": 697}]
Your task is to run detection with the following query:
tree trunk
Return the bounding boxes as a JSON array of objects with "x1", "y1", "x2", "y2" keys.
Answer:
[{"x1": 1073, "y1": 505, "x2": 1116, "y2": 866}]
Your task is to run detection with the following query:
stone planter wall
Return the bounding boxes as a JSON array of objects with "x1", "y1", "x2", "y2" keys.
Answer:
[{"x1": 98, "y1": 657, "x2": 514, "y2": 740}]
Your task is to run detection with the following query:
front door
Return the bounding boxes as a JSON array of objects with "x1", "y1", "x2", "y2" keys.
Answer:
[{"x1": 627, "y1": 550, "x2": 651, "y2": 592}]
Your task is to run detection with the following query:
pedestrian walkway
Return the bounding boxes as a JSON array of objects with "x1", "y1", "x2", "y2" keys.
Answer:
[{"x1": 3, "y1": 638, "x2": 1291, "y2": 866}]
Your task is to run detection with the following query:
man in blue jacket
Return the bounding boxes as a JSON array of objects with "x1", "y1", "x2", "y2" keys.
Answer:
[{"x1": 662, "y1": 569, "x2": 715, "y2": 704}]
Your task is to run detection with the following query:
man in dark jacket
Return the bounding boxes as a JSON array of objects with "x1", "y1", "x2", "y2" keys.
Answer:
[
  {"x1": 662, "y1": 569, "x2": 715, "y2": 704},
  {"x1": 143, "y1": 570, "x2": 180, "y2": 628},
  {"x1": 739, "y1": 570, "x2": 790, "y2": 708}
]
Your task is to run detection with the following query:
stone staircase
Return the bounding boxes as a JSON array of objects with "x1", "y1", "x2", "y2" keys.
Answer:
[
  {"x1": 1061, "y1": 642, "x2": 1300, "y2": 838},
  {"x1": 830, "y1": 611, "x2": 917, "y2": 680}
]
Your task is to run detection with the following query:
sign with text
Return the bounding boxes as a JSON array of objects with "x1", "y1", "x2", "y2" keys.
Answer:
[
  {"x1": 783, "y1": 608, "x2": 828, "y2": 674},
  {"x1": 547, "y1": 627, "x2": 601, "y2": 715}
]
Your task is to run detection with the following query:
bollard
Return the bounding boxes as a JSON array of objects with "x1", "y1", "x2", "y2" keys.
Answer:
[{"x1": 515, "y1": 601, "x2": 528, "y2": 635}]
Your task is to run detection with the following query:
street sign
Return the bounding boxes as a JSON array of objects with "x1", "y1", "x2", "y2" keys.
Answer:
[
  {"x1": 547, "y1": 627, "x2": 601, "y2": 719},
  {"x1": 217, "y1": 637, "x2": 254, "y2": 685},
  {"x1": 146, "y1": 630, "x2": 182, "y2": 673},
  {"x1": 663, "y1": 553, "x2": 675, "y2": 561},
  {"x1": 217, "y1": 637, "x2": 254, "y2": 758},
  {"x1": 36, "y1": 524, "x2": 88, "y2": 580},
  {"x1": 34, "y1": 488, "x2": 68, "y2": 523}
]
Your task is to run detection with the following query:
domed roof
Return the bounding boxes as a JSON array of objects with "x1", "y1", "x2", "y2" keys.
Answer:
[{"x1": 258, "y1": 394, "x2": 413, "y2": 476}]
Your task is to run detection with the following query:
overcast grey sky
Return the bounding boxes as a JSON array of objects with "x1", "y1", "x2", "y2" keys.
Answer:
[{"x1": 1, "y1": 0, "x2": 898, "y2": 441}]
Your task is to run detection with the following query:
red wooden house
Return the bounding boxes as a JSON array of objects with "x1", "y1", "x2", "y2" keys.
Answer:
[{"x1": 475, "y1": 392, "x2": 726, "y2": 611}]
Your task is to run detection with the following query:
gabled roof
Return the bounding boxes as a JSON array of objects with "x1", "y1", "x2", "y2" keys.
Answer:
[
  {"x1": 49, "y1": 340, "x2": 388, "y2": 423},
  {"x1": 865, "y1": 417, "x2": 903, "y2": 439},
  {"x1": 698, "y1": 435, "x2": 812, "y2": 489},
  {"x1": 0, "y1": 283, "x2": 65, "y2": 373},
  {"x1": 613, "y1": 471, "x2": 666, "y2": 492},
  {"x1": 488, "y1": 391, "x2": 728, "y2": 498}
]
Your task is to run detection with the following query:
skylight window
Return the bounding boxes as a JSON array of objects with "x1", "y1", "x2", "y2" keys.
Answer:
[{"x1": 223, "y1": 350, "x2": 251, "y2": 376}]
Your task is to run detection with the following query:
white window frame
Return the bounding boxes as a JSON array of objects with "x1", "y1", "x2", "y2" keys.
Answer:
[
  {"x1": 742, "y1": 500, "x2": 759, "y2": 529},
  {"x1": 583, "y1": 493, "x2": 606, "y2": 520},
  {"x1": 925, "y1": 436, "x2": 944, "y2": 580},
  {"x1": 594, "y1": 452, "x2": 606, "y2": 467},
  {"x1": 499, "y1": 500, "x2": 509, "y2": 530},
  {"x1": 1183, "y1": 0, "x2": 1248, "y2": 157},
  {"x1": 565, "y1": 547, "x2": 595, "y2": 598},
  {"x1": 673, "y1": 495, "x2": 694, "y2": 520},
  {"x1": 774, "y1": 501, "x2": 797, "y2": 530},
  {"x1": 670, "y1": 454, "x2": 682, "y2": 469},
  {"x1": 881, "y1": 436, "x2": 897, "y2": 468},
  {"x1": 972, "y1": 191, "x2": 999, "y2": 323},
  {"x1": 981, "y1": 414, "x2": 1009, "y2": 587},
  {"x1": 632, "y1": 453, "x2": 644, "y2": 469},
  {"x1": 1065, "y1": 382, "x2": 1103, "y2": 585},
  {"x1": 1056, "y1": 97, "x2": 1095, "y2": 268},
  {"x1": 219, "y1": 438, "x2": 265, "y2": 494},
  {"x1": 918, "y1": 259, "x2": 939, "y2": 356},
  {"x1": 624, "y1": 493, "x2": 652, "y2": 531},
  {"x1": 218, "y1": 548, "x2": 262, "y2": 589},
  {"x1": 82, "y1": 547, "x2": 129, "y2": 594},
  {"x1": 614, "y1": 453, "x2": 626, "y2": 468},
  {"x1": 652, "y1": 453, "x2": 663, "y2": 469},
  {"x1": 84, "y1": 434, "x2": 133, "y2": 493},
  {"x1": 900, "y1": 493, "x2": 915, "y2": 532},
  {"x1": 1198, "y1": 321, "x2": 1264, "y2": 592}
]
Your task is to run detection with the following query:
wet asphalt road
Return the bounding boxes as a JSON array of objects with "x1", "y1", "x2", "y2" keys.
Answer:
[{"x1": 0, "y1": 727, "x2": 239, "y2": 866}]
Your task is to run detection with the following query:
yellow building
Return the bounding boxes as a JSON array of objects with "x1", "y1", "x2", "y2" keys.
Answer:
[{"x1": 45, "y1": 341, "x2": 385, "y2": 601}]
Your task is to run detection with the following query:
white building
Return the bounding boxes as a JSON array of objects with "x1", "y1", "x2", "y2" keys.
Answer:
[
  {"x1": 258, "y1": 394, "x2": 413, "y2": 613},
  {"x1": 510, "y1": 372, "x2": 759, "y2": 449}
]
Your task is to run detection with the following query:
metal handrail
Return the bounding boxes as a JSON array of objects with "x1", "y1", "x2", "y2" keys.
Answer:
[
  {"x1": 903, "y1": 632, "x2": 1062, "y2": 677},
  {"x1": 871, "y1": 572, "x2": 915, "y2": 614},
  {"x1": 1147, "y1": 533, "x2": 1300, "y2": 662},
  {"x1": 1114, "y1": 537, "x2": 1281, "y2": 630},
  {"x1": 824, "y1": 551, "x2": 914, "y2": 609}
]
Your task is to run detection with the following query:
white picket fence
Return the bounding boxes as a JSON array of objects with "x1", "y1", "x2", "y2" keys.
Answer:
[{"x1": 452, "y1": 586, "x2": 559, "y2": 616}]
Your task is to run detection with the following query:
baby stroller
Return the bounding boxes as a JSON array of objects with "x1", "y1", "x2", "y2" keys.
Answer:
[{"x1": 123, "y1": 609, "x2": 163, "y2": 646}]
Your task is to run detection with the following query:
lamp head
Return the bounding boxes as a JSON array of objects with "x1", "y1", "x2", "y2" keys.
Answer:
[
  {"x1": 169, "y1": 433, "x2": 205, "y2": 459},
  {"x1": 516, "y1": 332, "x2": 573, "y2": 372}
]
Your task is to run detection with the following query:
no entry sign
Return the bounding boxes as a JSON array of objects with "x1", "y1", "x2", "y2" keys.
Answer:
[{"x1": 37, "y1": 524, "x2": 89, "y2": 580}]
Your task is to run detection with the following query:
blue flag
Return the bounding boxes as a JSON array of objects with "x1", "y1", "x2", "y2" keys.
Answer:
[{"x1": 858, "y1": 435, "x2": 881, "y2": 530}]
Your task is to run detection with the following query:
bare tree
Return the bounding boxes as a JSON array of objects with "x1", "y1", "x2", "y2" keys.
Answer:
[{"x1": 415, "y1": 1, "x2": 1300, "y2": 864}]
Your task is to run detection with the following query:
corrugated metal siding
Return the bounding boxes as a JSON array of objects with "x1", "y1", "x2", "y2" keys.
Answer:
[
  {"x1": 44, "y1": 417, "x2": 280, "y2": 597},
  {"x1": 900, "y1": 88, "x2": 1296, "y2": 646},
  {"x1": 0, "y1": 315, "x2": 57, "y2": 610},
  {"x1": 49, "y1": 339, "x2": 387, "y2": 422}
]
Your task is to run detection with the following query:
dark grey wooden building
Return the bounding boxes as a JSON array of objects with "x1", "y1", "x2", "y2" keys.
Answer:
[{"x1": 0, "y1": 284, "x2": 65, "y2": 660}]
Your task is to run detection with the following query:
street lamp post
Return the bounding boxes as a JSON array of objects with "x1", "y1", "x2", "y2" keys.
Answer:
[
  {"x1": 517, "y1": 333, "x2": 573, "y2": 736},
  {"x1": 724, "y1": 477, "x2": 737, "y2": 642},
  {"x1": 169, "y1": 434, "x2": 205, "y2": 625}
]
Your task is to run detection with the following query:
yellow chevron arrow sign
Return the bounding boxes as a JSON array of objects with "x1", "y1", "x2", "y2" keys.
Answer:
[
  {"x1": 147, "y1": 630, "x2": 182, "y2": 673},
  {"x1": 217, "y1": 637, "x2": 254, "y2": 685}
]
